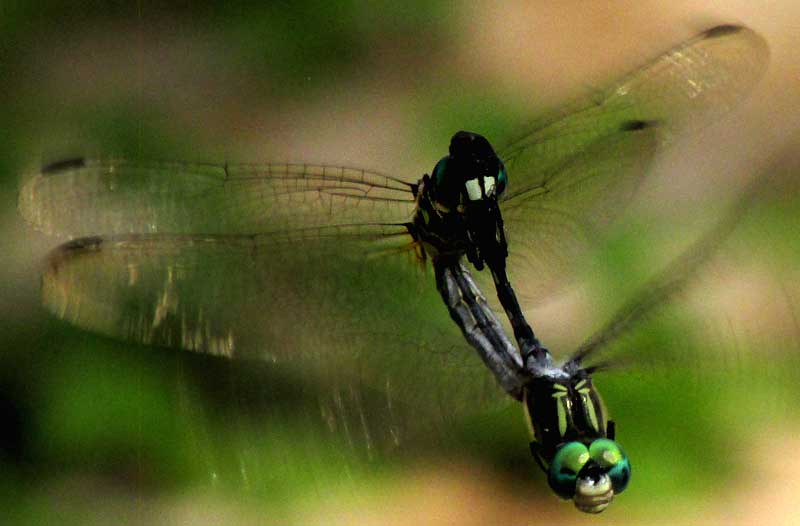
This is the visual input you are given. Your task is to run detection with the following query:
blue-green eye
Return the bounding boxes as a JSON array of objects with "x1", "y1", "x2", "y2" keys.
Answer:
[
  {"x1": 496, "y1": 163, "x2": 507, "y2": 195},
  {"x1": 589, "y1": 439, "x2": 631, "y2": 494},
  {"x1": 548, "y1": 442, "x2": 590, "y2": 499}
]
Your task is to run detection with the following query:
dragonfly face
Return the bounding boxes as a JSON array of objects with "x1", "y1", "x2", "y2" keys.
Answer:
[
  {"x1": 447, "y1": 130, "x2": 507, "y2": 203},
  {"x1": 524, "y1": 376, "x2": 630, "y2": 513},
  {"x1": 547, "y1": 439, "x2": 631, "y2": 513}
]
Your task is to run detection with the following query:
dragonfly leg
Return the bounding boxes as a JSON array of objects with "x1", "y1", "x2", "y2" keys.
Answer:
[{"x1": 434, "y1": 260, "x2": 527, "y2": 400}]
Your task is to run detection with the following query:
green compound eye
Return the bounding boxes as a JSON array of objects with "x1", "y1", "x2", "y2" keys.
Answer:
[
  {"x1": 589, "y1": 439, "x2": 631, "y2": 494},
  {"x1": 496, "y1": 164, "x2": 507, "y2": 195},
  {"x1": 548, "y1": 442, "x2": 590, "y2": 499}
]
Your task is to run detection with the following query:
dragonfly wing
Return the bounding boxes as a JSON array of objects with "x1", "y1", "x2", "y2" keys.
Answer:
[
  {"x1": 564, "y1": 141, "x2": 800, "y2": 372},
  {"x1": 498, "y1": 25, "x2": 769, "y2": 303},
  {"x1": 19, "y1": 159, "x2": 416, "y2": 237},
  {"x1": 42, "y1": 231, "x2": 504, "y2": 442}
]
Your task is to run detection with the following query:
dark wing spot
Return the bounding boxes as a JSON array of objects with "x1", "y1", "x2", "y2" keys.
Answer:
[
  {"x1": 46, "y1": 236, "x2": 105, "y2": 274},
  {"x1": 703, "y1": 25, "x2": 743, "y2": 39},
  {"x1": 619, "y1": 119, "x2": 660, "y2": 132},
  {"x1": 60, "y1": 236, "x2": 104, "y2": 252},
  {"x1": 41, "y1": 158, "x2": 86, "y2": 175}
]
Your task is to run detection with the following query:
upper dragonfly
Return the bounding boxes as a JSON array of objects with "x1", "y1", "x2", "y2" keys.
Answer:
[{"x1": 19, "y1": 25, "x2": 767, "y2": 513}]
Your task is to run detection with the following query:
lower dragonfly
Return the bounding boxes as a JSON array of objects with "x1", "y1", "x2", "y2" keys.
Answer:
[
  {"x1": 434, "y1": 175, "x2": 758, "y2": 511},
  {"x1": 19, "y1": 25, "x2": 767, "y2": 513}
]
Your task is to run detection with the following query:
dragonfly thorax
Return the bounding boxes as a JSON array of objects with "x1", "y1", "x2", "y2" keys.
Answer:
[
  {"x1": 410, "y1": 131, "x2": 508, "y2": 269},
  {"x1": 524, "y1": 375, "x2": 610, "y2": 466}
]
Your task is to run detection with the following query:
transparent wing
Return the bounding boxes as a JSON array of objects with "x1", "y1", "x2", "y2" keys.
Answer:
[
  {"x1": 567, "y1": 175, "x2": 764, "y2": 370},
  {"x1": 498, "y1": 25, "x2": 769, "y2": 303},
  {"x1": 40, "y1": 231, "x2": 504, "y2": 444},
  {"x1": 19, "y1": 158, "x2": 416, "y2": 238},
  {"x1": 562, "y1": 139, "x2": 800, "y2": 373}
]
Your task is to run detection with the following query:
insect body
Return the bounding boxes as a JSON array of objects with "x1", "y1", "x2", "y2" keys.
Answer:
[
  {"x1": 436, "y1": 261, "x2": 629, "y2": 513},
  {"x1": 411, "y1": 130, "x2": 537, "y2": 348}
]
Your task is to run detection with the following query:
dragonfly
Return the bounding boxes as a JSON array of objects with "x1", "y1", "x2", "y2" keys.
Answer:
[
  {"x1": 18, "y1": 25, "x2": 768, "y2": 513},
  {"x1": 435, "y1": 172, "x2": 762, "y2": 511}
]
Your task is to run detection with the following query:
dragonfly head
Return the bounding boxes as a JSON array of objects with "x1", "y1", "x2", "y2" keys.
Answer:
[
  {"x1": 543, "y1": 439, "x2": 631, "y2": 514},
  {"x1": 448, "y1": 131, "x2": 506, "y2": 201}
]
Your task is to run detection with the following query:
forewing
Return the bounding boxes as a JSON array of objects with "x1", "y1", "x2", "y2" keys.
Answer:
[
  {"x1": 19, "y1": 159, "x2": 416, "y2": 237},
  {"x1": 498, "y1": 25, "x2": 769, "y2": 303}
]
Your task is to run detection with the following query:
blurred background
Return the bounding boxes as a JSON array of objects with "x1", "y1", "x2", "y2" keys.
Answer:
[{"x1": 2, "y1": 1, "x2": 800, "y2": 524}]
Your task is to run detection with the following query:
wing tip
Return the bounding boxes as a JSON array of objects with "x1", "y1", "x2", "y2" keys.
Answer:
[
  {"x1": 701, "y1": 24, "x2": 745, "y2": 39},
  {"x1": 619, "y1": 119, "x2": 660, "y2": 132},
  {"x1": 47, "y1": 236, "x2": 105, "y2": 269},
  {"x1": 41, "y1": 157, "x2": 87, "y2": 175},
  {"x1": 61, "y1": 235, "x2": 105, "y2": 251}
]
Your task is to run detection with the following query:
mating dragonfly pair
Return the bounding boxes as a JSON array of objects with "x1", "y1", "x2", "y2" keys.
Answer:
[{"x1": 20, "y1": 25, "x2": 768, "y2": 513}]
